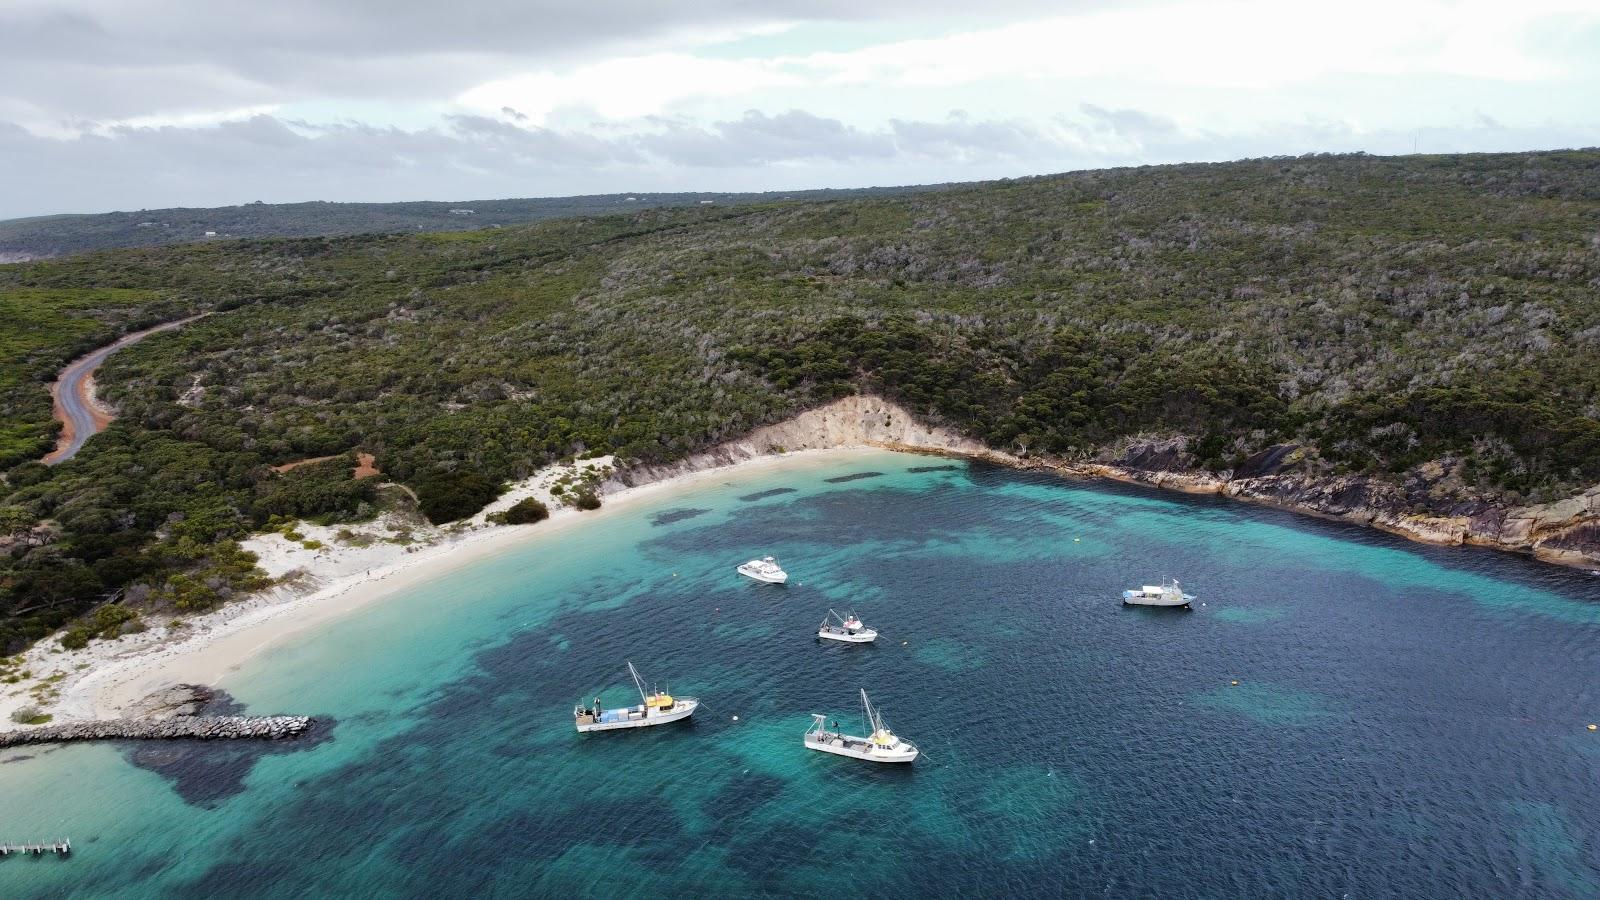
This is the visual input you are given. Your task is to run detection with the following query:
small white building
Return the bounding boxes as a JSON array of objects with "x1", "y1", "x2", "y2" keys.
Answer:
[
  {"x1": 449, "y1": 208, "x2": 476, "y2": 215},
  {"x1": 203, "y1": 231, "x2": 217, "y2": 237}
]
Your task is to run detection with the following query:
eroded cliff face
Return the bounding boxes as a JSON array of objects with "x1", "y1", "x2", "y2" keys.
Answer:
[
  {"x1": 607, "y1": 395, "x2": 1016, "y2": 488},
  {"x1": 607, "y1": 396, "x2": 1600, "y2": 569}
]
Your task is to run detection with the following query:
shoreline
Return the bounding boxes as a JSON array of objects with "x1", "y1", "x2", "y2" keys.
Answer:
[
  {"x1": 0, "y1": 446, "x2": 892, "y2": 730},
  {"x1": 5, "y1": 394, "x2": 1596, "y2": 733}
]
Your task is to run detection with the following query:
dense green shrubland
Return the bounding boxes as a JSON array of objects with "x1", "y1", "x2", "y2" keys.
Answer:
[{"x1": 2, "y1": 151, "x2": 1598, "y2": 650}]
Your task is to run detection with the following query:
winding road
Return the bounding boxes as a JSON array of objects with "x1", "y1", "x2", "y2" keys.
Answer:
[{"x1": 43, "y1": 314, "x2": 208, "y2": 465}]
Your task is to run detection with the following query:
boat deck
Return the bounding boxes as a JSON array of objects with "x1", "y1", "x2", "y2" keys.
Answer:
[{"x1": 809, "y1": 732, "x2": 872, "y2": 752}]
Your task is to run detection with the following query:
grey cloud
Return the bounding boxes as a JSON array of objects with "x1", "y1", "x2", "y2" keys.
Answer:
[
  {"x1": 0, "y1": 1, "x2": 1097, "y2": 125},
  {"x1": 0, "y1": 109, "x2": 1078, "y2": 216},
  {"x1": 889, "y1": 115, "x2": 1049, "y2": 158},
  {"x1": 642, "y1": 110, "x2": 897, "y2": 166},
  {"x1": 1079, "y1": 104, "x2": 1179, "y2": 143}
]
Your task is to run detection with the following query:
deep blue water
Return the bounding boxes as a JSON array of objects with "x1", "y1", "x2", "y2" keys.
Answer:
[{"x1": 3, "y1": 451, "x2": 1598, "y2": 898}]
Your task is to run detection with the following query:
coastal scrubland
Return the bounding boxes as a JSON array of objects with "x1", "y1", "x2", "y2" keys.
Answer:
[{"x1": 2, "y1": 150, "x2": 1598, "y2": 651}]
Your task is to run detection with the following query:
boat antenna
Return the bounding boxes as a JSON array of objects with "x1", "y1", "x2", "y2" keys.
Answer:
[{"x1": 628, "y1": 661, "x2": 648, "y2": 704}]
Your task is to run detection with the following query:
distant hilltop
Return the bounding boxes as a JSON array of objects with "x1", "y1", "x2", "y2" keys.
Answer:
[{"x1": 0, "y1": 185, "x2": 946, "y2": 259}]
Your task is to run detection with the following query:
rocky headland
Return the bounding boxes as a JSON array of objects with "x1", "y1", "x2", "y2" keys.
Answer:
[{"x1": 1056, "y1": 436, "x2": 1600, "y2": 569}]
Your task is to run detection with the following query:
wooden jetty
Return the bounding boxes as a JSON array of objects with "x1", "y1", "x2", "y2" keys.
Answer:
[{"x1": 0, "y1": 839, "x2": 71, "y2": 856}]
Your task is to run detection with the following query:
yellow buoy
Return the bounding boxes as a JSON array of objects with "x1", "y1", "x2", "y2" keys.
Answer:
[
  {"x1": 1074, "y1": 538, "x2": 1081, "y2": 543},
  {"x1": 1230, "y1": 680, "x2": 1240, "y2": 686},
  {"x1": 1589, "y1": 723, "x2": 1597, "y2": 731}
]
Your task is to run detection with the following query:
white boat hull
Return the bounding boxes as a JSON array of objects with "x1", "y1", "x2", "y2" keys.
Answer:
[
  {"x1": 1122, "y1": 581, "x2": 1196, "y2": 607},
  {"x1": 818, "y1": 627, "x2": 877, "y2": 643},
  {"x1": 1122, "y1": 594, "x2": 1193, "y2": 608},
  {"x1": 576, "y1": 699, "x2": 698, "y2": 732},
  {"x1": 805, "y1": 731, "x2": 918, "y2": 763},
  {"x1": 737, "y1": 566, "x2": 787, "y2": 584}
]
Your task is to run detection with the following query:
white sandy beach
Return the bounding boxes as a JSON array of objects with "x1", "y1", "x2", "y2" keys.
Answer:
[{"x1": 0, "y1": 442, "x2": 919, "y2": 730}]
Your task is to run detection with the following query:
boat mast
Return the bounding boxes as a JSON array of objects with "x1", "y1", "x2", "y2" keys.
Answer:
[
  {"x1": 860, "y1": 689, "x2": 880, "y2": 736},
  {"x1": 628, "y1": 661, "x2": 649, "y2": 704}
]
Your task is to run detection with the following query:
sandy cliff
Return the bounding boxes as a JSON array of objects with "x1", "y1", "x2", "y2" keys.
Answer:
[{"x1": 608, "y1": 395, "x2": 1018, "y2": 488}]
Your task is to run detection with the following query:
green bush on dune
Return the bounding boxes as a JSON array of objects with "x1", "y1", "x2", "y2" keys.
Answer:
[{"x1": 503, "y1": 497, "x2": 550, "y2": 524}]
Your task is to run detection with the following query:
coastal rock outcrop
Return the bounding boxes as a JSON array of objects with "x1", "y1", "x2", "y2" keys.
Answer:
[
  {"x1": 1063, "y1": 439, "x2": 1600, "y2": 568},
  {"x1": 123, "y1": 683, "x2": 211, "y2": 720}
]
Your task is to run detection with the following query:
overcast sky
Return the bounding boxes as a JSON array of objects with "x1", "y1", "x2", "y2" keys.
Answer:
[{"x1": 3, "y1": 0, "x2": 1598, "y2": 218}]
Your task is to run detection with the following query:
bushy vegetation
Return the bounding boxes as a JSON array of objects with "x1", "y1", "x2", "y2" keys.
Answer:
[
  {"x1": 10, "y1": 705, "x2": 50, "y2": 725},
  {"x1": 255, "y1": 456, "x2": 376, "y2": 523},
  {"x1": 415, "y1": 471, "x2": 502, "y2": 524},
  {"x1": 58, "y1": 604, "x2": 137, "y2": 650},
  {"x1": 2, "y1": 150, "x2": 1599, "y2": 651},
  {"x1": 502, "y1": 497, "x2": 550, "y2": 524}
]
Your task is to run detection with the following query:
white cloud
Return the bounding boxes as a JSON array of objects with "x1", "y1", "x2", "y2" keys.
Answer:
[
  {"x1": 459, "y1": 55, "x2": 799, "y2": 124},
  {"x1": 454, "y1": 0, "x2": 1600, "y2": 126}
]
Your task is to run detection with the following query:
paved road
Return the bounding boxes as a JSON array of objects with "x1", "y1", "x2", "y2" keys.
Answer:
[{"x1": 43, "y1": 314, "x2": 207, "y2": 464}]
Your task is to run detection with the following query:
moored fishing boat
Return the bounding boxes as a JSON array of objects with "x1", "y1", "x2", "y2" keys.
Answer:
[
  {"x1": 817, "y1": 608, "x2": 877, "y2": 643},
  {"x1": 804, "y1": 690, "x2": 918, "y2": 763},
  {"x1": 574, "y1": 662, "x2": 698, "y2": 732},
  {"x1": 1122, "y1": 578, "x2": 1195, "y2": 608}
]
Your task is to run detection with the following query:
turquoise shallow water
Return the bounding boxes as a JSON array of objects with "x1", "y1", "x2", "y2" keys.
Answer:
[{"x1": 3, "y1": 450, "x2": 1598, "y2": 898}]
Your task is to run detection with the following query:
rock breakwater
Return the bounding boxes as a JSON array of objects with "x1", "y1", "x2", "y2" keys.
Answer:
[
  {"x1": 0, "y1": 715, "x2": 311, "y2": 748},
  {"x1": 0, "y1": 684, "x2": 310, "y2": 747}
]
